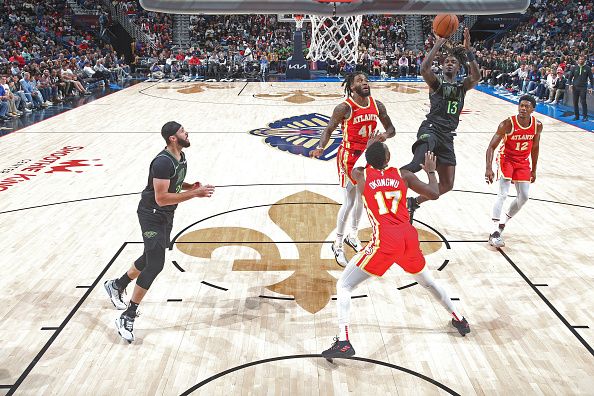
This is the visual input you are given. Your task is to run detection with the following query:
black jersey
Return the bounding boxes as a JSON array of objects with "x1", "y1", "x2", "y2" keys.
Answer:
[
  {"x1": 426, "y1": 76, "x2": 467, "y2": 132},
  {"x1": 139, "y1": 149, "x2": 187, "y2": 212}
]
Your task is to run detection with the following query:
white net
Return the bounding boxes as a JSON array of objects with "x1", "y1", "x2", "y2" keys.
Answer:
[{"x1": 307, "y1": 14, "x2": 363, "y2": 64}]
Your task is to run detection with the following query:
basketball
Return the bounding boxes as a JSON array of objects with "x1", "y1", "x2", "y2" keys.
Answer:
[{"x1": 433, "y1": 14, "x2": 459, "y2": 38}]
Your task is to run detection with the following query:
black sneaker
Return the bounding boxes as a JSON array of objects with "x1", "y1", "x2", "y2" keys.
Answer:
[
  {"x1": 452, "y1": 317, "x2": 470, "y2": 336},
  {"x1": 115, "y1": 311, "x2": 139, "y2": 343},
  {"x1": 321, "y1": 337, "x2": 355, "y2": 362},
  {"x1": 407, "y1": 197, "x2": 420, "y2": 224}
]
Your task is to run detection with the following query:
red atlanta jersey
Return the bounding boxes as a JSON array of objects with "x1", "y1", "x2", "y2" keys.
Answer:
[
  {"x1": 362, "y1": 166, "x2": 410, "y2": 229},
  {"x1": 341, "y1": 96, "x2": 379, "y2": 151},
  {"x1": 499, "y1": 115, "x2": 538, "y2": 161}
]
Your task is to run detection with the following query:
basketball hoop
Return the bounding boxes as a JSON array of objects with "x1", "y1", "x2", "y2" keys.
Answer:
[
  {"x1": 294, "y1": 14, "x2": 305, "y2": 30},
  {"x1": 307, "y1": 0, "x2": 362, "y2": 64}
]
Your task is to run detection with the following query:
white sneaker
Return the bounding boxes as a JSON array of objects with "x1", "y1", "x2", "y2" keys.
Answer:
[
  {"x1": 331, "y1": 243, "x2": 348, "y2": 267},
  {"x1": 115, "y1": 312, "x2": 138, "y2": 343},
  {"x1": 104, "y1": 280, "x2": 127, "y2": 310},
  {"x1": 488, "y1": 231, "x2": 505, "y2": 248},
  {"x1": 343, "y1": 234, "x2": 363, "y2": 252}
]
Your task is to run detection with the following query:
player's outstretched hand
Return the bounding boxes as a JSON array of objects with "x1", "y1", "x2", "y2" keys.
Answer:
[
  {"x1": 193, "y1": 184, "x2": 215, "y2": 198},
  {"x1": 485, "y1": 169, "x2": 495, "y2": 184},
  {"x1": 310, "y1": 148, "x2": 324, "y2": 158},
  {"x1": 433, "y1": 33, "x2": 448, "y2": 47},
  {"x1": 366, "y1": 132, "x2": 384, "y2": 147},
  {"x1": 463, "y1": 28, "x2": 471, "y2": 50},
  {"x1": 420, "y1": 151, "x2": 437, "y2": 174}
]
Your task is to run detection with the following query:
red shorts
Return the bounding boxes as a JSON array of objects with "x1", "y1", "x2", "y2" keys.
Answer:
[
  {"x1": 355, "y1": 223, "x2": 426, "y2": 276},
  {"x1": 337, "y1": 145, "x2": 364, "y2": 187},
  {"x1": 498, "y1": 157, "x2": 531, "y2": 183}
]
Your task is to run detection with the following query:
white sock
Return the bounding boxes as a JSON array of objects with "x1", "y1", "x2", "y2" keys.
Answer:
[
  {"x1": 339, "y1": 325, "x2": 349, "y2": 341},
  {"x1": 335, "y1": 234, "x2": 344, "y2": 248}
]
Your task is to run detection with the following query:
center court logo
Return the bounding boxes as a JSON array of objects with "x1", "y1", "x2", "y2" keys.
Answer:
[
  {"x1": 248, "y1": 113, "x2": 343, "y2": 161},
  {"x1": 176, "y1": 191, "x2": 443, "y2": 314}
]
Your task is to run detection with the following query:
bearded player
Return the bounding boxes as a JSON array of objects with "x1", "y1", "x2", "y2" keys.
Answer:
[
  {"x1": 485, "y1": 95, "x2": 542, "y2": 247},
  {"x1": 311, "y1": 72, "x2": 395, "y2": 267},
  {"x1": 402, "y1": 28, "x2": 480, "y2": 223},
  {"x1": 321, "y1": 140, "x2": 470, "y2": 360}
]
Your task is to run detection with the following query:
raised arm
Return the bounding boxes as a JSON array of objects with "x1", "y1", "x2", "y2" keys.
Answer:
[
  {"x1": 421, "y1": 35, "x2": 448, "y2": 92},
  {"x1": 375, "y1": 99, "x2": 396, "y2": 141},
  {"x1": 400, "y1": 152, "x2": 439, "y2": 199},
  {"x1": 485, "y1": 118, "x2": 512, "y2": 184},
  {"x1": 530, "y1": 120, "x2": 543, "y2": 183},
  {"x1": 462, "y1": 28, "x2": 480, "y2": 91},
  {"x1": 310, "y1": 102, "x2": 350, "y2": 158}
]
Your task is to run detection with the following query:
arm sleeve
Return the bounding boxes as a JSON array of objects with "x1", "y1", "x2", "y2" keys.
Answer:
[{"x1": 151, "y1": 156, "x2": 175, "y2": 179}]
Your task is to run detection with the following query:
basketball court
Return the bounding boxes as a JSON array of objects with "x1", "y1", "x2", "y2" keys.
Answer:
[{"x1": 1, "y1": 78, "x2": 592, "y2": 394}]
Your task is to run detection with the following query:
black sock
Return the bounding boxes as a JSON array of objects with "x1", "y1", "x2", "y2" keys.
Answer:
[
  {"x1": 124, "y1": 301, "x2": 139, "y2": 317},
  {"x1": 115, "y1": 273, "x2": 132, "y2": 290}
]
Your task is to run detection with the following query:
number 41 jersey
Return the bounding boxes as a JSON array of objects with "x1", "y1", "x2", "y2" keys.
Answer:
[
  {"x1": 341, "y1": 96, "x2": 379, "y2": 151},
  {"x1": 362, "y1": 165, "x2": 410, "y2": 228}
]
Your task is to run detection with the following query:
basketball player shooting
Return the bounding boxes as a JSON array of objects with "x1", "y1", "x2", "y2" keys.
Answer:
[
  {"x1": 401, "y1": 27, "x2": 480, "y2": 223},
  {"x1": 310, "y1": 72, "x2": 395, "y2": 267},
  {"x1": 485, "y1": 95, "x2": 542, "y2": 247},
  {"x1": 322, "y1": 138, "x2": 470, "y2": 361}
]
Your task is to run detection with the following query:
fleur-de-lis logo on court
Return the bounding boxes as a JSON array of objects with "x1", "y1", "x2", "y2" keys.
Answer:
[
  {"x1": 372, "y1": 82, "x2": 423, "y2": 94},
  {"x1": 255, "y1": 89, "x2": 343, "y2": 103},
  {"x1": 176, "y1": 191, "x2": 443, "y2": 314},
  {"x1": 157, "y1": 83, "x2": 234, "y2": 94}
]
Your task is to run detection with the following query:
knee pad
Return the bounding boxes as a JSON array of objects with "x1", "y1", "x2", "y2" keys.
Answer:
[
  {"x1": 134, "y1": 254, "x2": 146, "y2": 271},
  {"x1": 135, "y1": 247, "x2": 165, "y2": 290}
]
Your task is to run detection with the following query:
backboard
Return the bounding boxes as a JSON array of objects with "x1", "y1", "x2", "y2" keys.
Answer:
[{"x1": 140, "y1": 0, "x2": 531, "y2": 16}]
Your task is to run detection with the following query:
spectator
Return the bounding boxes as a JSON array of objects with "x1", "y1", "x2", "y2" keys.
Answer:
[
  {"x1": 568, "y1": 54, "x2": 594, "y2": 120},
  {"x1": 545, "y1": 68, "x2": 567, "y2": 104}
]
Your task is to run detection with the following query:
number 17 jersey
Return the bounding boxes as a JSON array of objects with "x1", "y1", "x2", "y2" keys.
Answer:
[{"x1": 362, "y1": 165, "x2": 410, "y2": 228}]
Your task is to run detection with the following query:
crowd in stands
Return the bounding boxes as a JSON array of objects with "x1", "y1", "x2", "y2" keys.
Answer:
[
  {"x1": 0, "y1": 0, "x2": 132, "y2": 124},
  {"x1": 2, "y1": 0, "x2": 592, "y2": 124},
  {"x1": 469, "y1": 0, "x2": 593, "y2": 109},
  {"x1": 138, "y1": 14, "x2": 411, "y2": 80}
]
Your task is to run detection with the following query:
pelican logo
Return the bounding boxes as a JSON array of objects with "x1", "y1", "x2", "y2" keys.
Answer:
[
  {"x1": 157, "y1": 83, "x2": 234, "y2": 94},
  {"x1": 248, "y1": 113, "x2": 342, "y2": 160},
  {"x1": 254, "y1": 89, "x2": 343, "y2": 104},
  {"x1": 176, "y1": 191, "x2": 443, "y2": 314}
]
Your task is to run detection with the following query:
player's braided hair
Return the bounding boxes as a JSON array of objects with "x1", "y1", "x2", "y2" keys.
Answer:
[
  {"x1": 365, "y1": 142, "x2": 387, "y2": 169},
  {"x1": 443, "y1": 44, "x2": 468, "y2": 65},
  {"x1": 342, "y1": 71, "x2": 367, "y2": 97}
]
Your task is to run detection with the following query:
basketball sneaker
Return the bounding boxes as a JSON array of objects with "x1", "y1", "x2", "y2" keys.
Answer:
[
  {"x1": 488, "y1": 231, "x2": 505, "y2": 248},
  {"x1": 451, "y1": 317, "x2": 471, "y2": 336},
  {"x1": 343, "y1": 234, "x2": 363, "y2": 252},
  {"x1": 407, "y1": 197, "x2": 420, "y2": 224},
  {"x1": 331, "y1": 243, "x2": 348, "y2": 267},
  {"x1": 115, "y1": 311, "x2": 139, "y2": 343},
  {"x1": 104, "y1": 279, "x2": 127, "y2": 310},
  {"x1": 322, "y1": 336, "x2": 355, "y2": 361}
]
